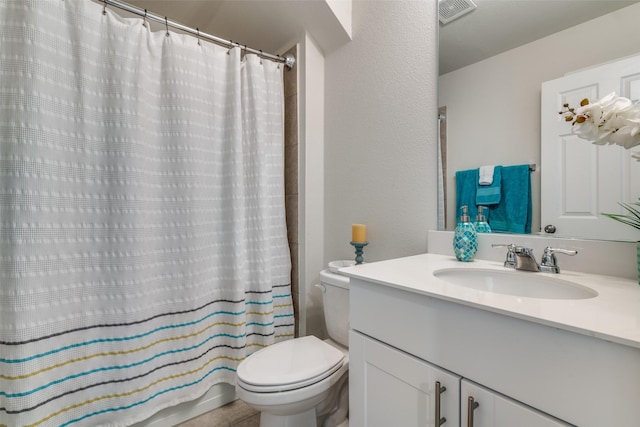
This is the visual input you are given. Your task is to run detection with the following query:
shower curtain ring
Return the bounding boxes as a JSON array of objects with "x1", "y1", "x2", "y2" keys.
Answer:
[
  {"x1": 102, "y1": 0, "x2": 107, "y2": 15},
  {"x1": 227, "y1": 40, "x2": 233, "y2": 55},
  {"x1": 165, "y1": 17, "x2": 170, "y2": 37},
  {"x1": 196, "y1": 28, "x2": 201, "y2": 46},
  {"x1": 142, "y1": 9, "x2": 147, "y2": 27},
  {"x1": 259, "y1": 50, "x2": 263, "y2": 65}
]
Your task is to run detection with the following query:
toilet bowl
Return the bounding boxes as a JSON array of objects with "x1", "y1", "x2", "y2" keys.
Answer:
[{"x1": 235, "y1": 269, "x2": 350, "y2": 427}]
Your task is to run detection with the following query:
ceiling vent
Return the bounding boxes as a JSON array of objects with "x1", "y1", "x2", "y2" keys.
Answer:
[{"x1": 439, "y1": 0, "x2": 477, "y2": 24}]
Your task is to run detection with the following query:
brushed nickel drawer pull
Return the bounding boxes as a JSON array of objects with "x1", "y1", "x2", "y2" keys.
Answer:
[
  {"x1": 435, "y1": 381, "x2": 447, "y2": 425},
  {"x1": 467, "y1": 396, "x2": 479, "y2": 427}
]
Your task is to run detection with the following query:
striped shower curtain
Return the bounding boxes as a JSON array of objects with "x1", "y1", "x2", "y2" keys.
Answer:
[{"x1": 0, "y1": 1, "x2": 294, "y2": 426}]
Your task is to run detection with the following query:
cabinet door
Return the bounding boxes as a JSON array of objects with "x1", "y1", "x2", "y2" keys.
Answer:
[
  {"x1": 350, "y1": 331, "x2": 460, "y2": 427},
  {"x1": 461, "y1": 380, "x2": 573, "y2": 427}
]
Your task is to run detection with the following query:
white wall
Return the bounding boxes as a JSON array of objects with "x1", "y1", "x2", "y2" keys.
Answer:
[
  {"x1": 323, "y1": 0, "x2": 439, "y2": 265},
  {"x1": 326, "y1": 0, "x2": 352, "y2": 40},
  {"x1": 299, "y1": 33, "x2": 328, "y2": 338},
  {"x1": 439, "y1": 3, "x2": 640, "y2": 232}
]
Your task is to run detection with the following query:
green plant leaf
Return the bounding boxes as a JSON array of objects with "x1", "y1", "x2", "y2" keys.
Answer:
[{"x1": 602, "y1": 198, "x2": 640, "y2": 231}]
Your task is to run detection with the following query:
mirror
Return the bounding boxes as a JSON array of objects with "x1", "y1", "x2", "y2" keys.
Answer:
[{"x1": 438, "y1": 0, "x2": 640, "y2": 241}]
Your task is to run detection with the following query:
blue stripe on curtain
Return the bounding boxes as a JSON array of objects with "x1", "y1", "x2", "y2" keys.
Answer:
[{"x1": 0, "y1": 1, "x2": 294, "y2": 426}]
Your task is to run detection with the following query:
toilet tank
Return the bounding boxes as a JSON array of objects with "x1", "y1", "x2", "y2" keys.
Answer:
[{"x1": 319, "y1": 269, "x2": 350, "y2": 348}]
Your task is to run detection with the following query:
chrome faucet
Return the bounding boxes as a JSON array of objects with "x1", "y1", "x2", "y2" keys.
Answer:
[
  {"x1": 539, "y1": 247, "x2": 578, "y2": 273},
  {"x1": 492, "y1": 244, "x2": 577, "y2": 273},
  {"x1": 513, "y1": 246, "x2": 540, "y2": 272}
]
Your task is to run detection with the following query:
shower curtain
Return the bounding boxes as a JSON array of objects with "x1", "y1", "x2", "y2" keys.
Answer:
[{"x1": 0, "y1": 1, "x2": 294, "y2": 426}]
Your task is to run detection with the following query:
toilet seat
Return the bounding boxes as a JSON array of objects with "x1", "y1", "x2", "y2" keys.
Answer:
[{"x1": 237, "y1": 336, "x2": 345, "y2": 393}]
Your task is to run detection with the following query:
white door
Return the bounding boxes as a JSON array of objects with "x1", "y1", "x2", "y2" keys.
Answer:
[
  {"x1": 541, "y1": 54, "x2": 640, "y2": 241},
  {"x1": 349, "y1": 331, "x2": 460, "y2": 427},
  {"x1": 461, "y1": 380, "x2": 572, "y2": 427}
]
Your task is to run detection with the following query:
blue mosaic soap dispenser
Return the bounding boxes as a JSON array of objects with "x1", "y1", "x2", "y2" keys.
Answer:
[
  {"x1": 453, "y1": 205, "x2": 478, "y2": 262},
  {"x1": 474, "y1": 205, "x2": 492, "y2": 233}
]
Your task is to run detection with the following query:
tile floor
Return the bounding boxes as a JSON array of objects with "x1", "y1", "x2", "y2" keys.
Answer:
[
  {"x1": 176, "y1": 398, "x2": 349, "y2": 427},
  {"x1": 177, "y1": 399, "x2": 259, "y2": 427}
]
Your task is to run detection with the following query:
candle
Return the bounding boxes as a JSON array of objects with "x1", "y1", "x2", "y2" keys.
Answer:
[{"x1": 352, "y1": 224, "x2": 367, "y2": 243}]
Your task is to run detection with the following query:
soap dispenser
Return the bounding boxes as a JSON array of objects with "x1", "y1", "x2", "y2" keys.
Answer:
[
  {"x1": 453, "y1": 205, "x2": 478, "y2": 262},
  {"x1": 474, "y1": 206, "x2": 492, "y2": 233}
]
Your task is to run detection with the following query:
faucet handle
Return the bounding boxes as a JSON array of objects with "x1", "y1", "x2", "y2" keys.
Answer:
[
  {"x1": 540, "y1": 246, "x2": 578, "y2": 273},
  {"x1": 491, "y1": 243, "x2": 516, "y2": 268},
  {"x1": 543, "y1": 246, "x2": 578, "y2": 256},
  {"x1": 491, "y1": 243, "x2": 515, "y2": 250}
]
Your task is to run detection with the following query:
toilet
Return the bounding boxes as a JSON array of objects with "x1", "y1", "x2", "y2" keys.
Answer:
[{"x1": 236, "y1": 269, "x2": 350, "y2": 427}]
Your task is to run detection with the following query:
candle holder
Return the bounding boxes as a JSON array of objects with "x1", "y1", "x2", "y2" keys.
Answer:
[{"x1": 350, "y1": 241, "x2": 369, "y2": 265}]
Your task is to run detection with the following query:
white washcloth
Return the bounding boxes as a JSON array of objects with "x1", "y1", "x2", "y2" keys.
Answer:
[{"x1": 479, "y1": 165, "x2": 495, "y2": 185}]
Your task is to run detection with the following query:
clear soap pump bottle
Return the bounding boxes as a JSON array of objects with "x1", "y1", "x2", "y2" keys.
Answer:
[
  {"x1": 474, "y1": 205, "x2": 492, "y2": 233},
  {"x1": 453, "y1": 205, "x2": 478, "y2": 262}
]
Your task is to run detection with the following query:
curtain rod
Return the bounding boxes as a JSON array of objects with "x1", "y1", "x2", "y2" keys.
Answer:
[{"x1": 101, "y1": 0, "x2": 296, "y2": 69}]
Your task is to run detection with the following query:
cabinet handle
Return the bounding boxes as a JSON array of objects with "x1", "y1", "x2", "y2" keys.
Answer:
[
  {"x1": 467, "y1": 396, "x2": 479, "y2": 427},
  {"x1": 435, "y1": 381, "x2": 447, "y2": 425}
]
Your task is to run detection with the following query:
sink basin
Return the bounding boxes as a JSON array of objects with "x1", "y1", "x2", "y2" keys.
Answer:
[{"x1": 433, "y1": 268, "x2": 598, "y2": 300}]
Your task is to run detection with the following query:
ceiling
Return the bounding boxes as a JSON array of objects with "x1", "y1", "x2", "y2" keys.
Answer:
[
  {"x1": 117, "y1": 0, "x2": 350, "y2": 55},
  {"x1": 109, "y1": 1, "x2": 638, "y2": 76},
  {"x1": 439, "y1": 0, "x2": 639, "y2": 75}
]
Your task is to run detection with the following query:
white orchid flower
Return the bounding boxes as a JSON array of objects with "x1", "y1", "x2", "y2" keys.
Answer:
[{"x1": 564, "y1": 92, "x2": 640, "y2": 154}]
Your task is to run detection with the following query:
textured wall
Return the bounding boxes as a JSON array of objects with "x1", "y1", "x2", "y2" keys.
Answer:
[{"x1": 323, "y1": 0, "x2": 439, "y2": 265}]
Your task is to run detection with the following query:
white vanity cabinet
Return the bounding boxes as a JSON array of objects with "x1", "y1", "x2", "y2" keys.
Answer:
[
  {"x1": 346, "y1": 259, "x2": 640, "y2": 427},
  {"x1": 350, "y1": 330, "x2": 570, "y2": 427}
]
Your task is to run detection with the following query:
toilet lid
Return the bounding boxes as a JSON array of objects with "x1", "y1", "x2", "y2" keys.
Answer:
[{"x1": 237, "y1": 335, "x2": 345, "y2": 392}]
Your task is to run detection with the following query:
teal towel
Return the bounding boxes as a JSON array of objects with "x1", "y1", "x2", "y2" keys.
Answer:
[
  {"x1": 488, "y1": 164, "x2": 532, "y2": 234},
  {"x1": 455, "y1": 169, "x2": 479, "y2": 223},
  {"x1": 476, "y1": 165, "x2": 502, "y2": 205}
]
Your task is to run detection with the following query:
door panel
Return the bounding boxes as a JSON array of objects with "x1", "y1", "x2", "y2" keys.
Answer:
[
  {"x1": 350, "y1": 331, "x2": 460, "y2": 427},
  {"x1": 541, "y1": 54, "x2": 640, "y2": 241}
]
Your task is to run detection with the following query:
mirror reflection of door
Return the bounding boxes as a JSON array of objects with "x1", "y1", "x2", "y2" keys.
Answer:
[{"x1": 541, "y1": 53, "x2": 640, "y2": 241}]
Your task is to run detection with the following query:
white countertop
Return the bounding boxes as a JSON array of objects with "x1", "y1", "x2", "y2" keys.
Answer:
[{"x1": 341, "y1": 253, "x2": 640, "y2": 349}]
